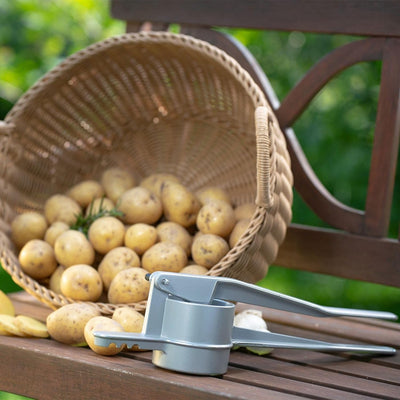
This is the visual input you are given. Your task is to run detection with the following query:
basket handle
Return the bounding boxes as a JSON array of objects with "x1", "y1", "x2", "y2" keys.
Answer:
[{"x1": 255, "y1": 106, "x2": 274, "y2": 209}]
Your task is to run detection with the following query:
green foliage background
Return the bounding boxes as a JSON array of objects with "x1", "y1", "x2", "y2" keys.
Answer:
[{"x1": 0, "y1": 1, "x2": 399, "y2": 398}]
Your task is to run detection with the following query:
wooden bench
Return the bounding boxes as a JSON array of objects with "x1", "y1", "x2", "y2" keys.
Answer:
[{"x1": 1, "y1": 1, "x2": 399, "y2": 399}]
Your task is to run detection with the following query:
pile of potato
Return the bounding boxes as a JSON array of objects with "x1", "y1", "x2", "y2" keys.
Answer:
[{"x1": 11, "y1": 168, "x2": 256, "y2": 307}]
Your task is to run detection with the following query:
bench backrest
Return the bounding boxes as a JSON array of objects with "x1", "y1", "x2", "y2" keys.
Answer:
[{"x1": 110, "y1": 0, "x2": 400, "y2": 287}]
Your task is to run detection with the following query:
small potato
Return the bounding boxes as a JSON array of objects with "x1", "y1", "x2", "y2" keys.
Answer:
[
  {"x1": 180, "y1": 264, "x2": 208, "y2": 275},
  {"x1": 11, "y1": 212, "x2": 48, "y2": 249},
  {"x1": 196, "y1": 199, "x2": 236, "y2": 238},
  {"x1": 18, "y1": 239, "x2": 57, "y2": 280},
  {"x1": 14, "y1": 315, "x2": 49, "y2": 338},
  {"x1": 124, "y1": 223, "x2": 158, "y2": 256},
  {"x1": 156, "y1": 221, "x2": 192, "y2": 256},
  {"x1": 60, "y1": 264, "x2": 103, "y2": 301},
  {"x1": 234, "y1": 202, "x2": 257, "y2": 220},
  {"x1": 142, "y1": 242, "x2": 187, "y2": 274},
  {"x1": 140, "y1": 173, "x2": 180, "y2": 198},
  {"x1": 88, "y1": 216, "x2": 125, "y2": 254},
  {"x1": 49, "y1": 265, "x2": 66, "y2": 294},
  {"x1": 112, "y1": 307, "x2": 144, "y2": 333},
  {"x1": 67, "y1": 180, "x2": 104, "y2": 208},
  {"x1": 118, "y1": 187, "x2": 163, "y2": 225},
  {"x1": 161, "y1": 182, "x2": 201, "y2": 228},
  {"x1": 46, "y1": 303, "x2": 100, "y2": 345},
  {"x1": 98, "y1": 247, "x2": 141, "y2": 291},
  {"x1": 191, "y1": 234, "x2": 229, "y2": 269},
  {"x1": 229, "y1": 219, "x2": 251, "y2": 248},
  {"x1": 84, "y1": 316, "x2": 125, "y2": 356},
  {"x1": 54, "y1": 230, "x2": 95, "y2": 268},
  {"x1": 108, "y1": 267, "x2": 150, "y2": 304},
  {"x1": 44, "y1": 221, "x2": 69, "y2": 247},
  {"x1": 196, "y1": 186, "x2": 232, "y2": 205},
  {"x1": 101, "y1": 167, "x2": 135, "y2": 203},
  {"x1": 85, "y1": 197, "x2": 115, "y2": 217},
  {"x1": 44, "y1": 194, "x2": 82, "y2": 225},
  {"x1": 0, "y1": 290, "x2": 15, "y2": 316}
]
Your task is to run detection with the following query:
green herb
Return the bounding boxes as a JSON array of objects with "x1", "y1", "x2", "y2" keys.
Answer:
[{"x1": 70, "y1": 197, "x2": 123, "y2": 236}]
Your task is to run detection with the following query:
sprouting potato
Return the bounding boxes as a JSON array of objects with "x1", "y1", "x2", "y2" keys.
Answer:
[
  {"x1": 60, "y1": 264, "x2": 103, "y2": 302},
  {"x1": 156, "y1": 221, "x2": 192, "y2": 256},
  {"x1": 108, "y1": 267, "x2": 150, "y2": 304},
  {"x1": 44, "y1": 221, "x2": 69, "y2": 247},
  {"x1": 112, "y1": 306, "x2": 144, "y2": 333},
  {"x1": 180, "y1": 264, "x2": 208, "y2": 275},
  {"x1": 229, "y1": 218, "x2": 251, "y2": 248},
  {"x1": 11, "y1": 212, "x2": 48, "y2": 249},
  {"x1": 191, "y1": 233, "x2": 229, "y2": 269},
  {"x1": 67, "y1": 180, "x2": 104, "y2": 208},
  {"x1": 124, "y1": 223, "x2": 158, "y2": 256},
  {"x1": 101, "y1": 167, "x2": 135, "y2": 203},
  {"x1": 161, "y1": 181, "x2": 201, "y2": 228},
  {"x1": 196, "y1": 186, "x2": 232, "y2": 205},
  {"x1": 18, "y1": 239, "x2": 58, "y2": 280},
  {"x1": 44, "y1": 194, "x2": 82, "y2": 225},
  {"x1": 142, "y1": 242, "x2": 187, "y2": 274},
  {"x1": 234, "y1": 202, "x2": 257, "y2": 220},
  {"x1": 85, "y1": 197, "x2": 115, "y2": 217},
  {"x1": 54, "y1": 230, "x2": 95, "y2": 268},
  {"x1": 196, "y1": 199, "x2": 236, "y2": 238},
  {"x1": 46, "y1": 303, "x2": 100, "y2": 345},
  {"x1": 84, "y1": 316, "x2": 125, "y2": 356},
  {"x1": 98, "y1": 247, "x2": 141, "y2": 291},
  {"x1": 49, "y1": 265, "x2": 66, "y2": 294},
  {"x1": 88, "y1": 216, "x2": 125, "y2": 254},
  {"x1": 139, "y1": 173, "x2": 180, "y2": 198}
]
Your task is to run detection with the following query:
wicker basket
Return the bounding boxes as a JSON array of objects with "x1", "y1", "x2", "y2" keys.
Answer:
[{"x1": 0, "y1": 32, "x2": 293, "y2": 314}]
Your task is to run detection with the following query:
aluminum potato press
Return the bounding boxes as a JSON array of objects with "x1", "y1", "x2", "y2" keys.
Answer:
[{"x1": 94, "y1": 271, "x2": 397, "y2": 375}]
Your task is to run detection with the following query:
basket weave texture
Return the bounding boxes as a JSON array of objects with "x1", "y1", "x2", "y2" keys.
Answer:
[{"x1": 0, "y1": 32, "x2": 293, "y2": 314}]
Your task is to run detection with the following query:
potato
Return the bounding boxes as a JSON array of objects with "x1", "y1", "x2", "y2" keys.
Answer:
[
  {"x1": 101, "y1": 167, "x2": 135, "y2": 203},
  {"x1": 14, "y1": 315, "x2": 49, "y2": 338},
  {"x1": 11, "y1": 212, "x2": 48, "y2": 249},
  {"x1": 229, "y1": 218, "x2": 251, "y2": 248},
  {"x1": 60, "y1": 264, "x2": 103, "y2": 301},
  {"x1": 44, "y1": 221, "x2": 69, "y2": 247},
  {"x1": 0, "y1": 290, "x2": 15, "y2": 316},
  {"x1": 98, "y1": 247, "x2": 141, "y2": 291},
  {"x1": 88, "y1": 216, "x2": 125, "y2": 254},
  {"x1": 234, "y1": 202, "x2": 257, "y2": 220},
  {"x1": 124, "y1": 223, "x2": 158, "y2": 256},
  {"x1": 118, "y1": 187, "x2": 162, "y2": 225},
  {"x1": 180, "y1": 264, "x2": 208, "y2": 275},
  {"x1": 139, "y1": 173, "x2": 180, "y2": 198},
  {"x1": 84, "y1": 316, "x2": 125, "y2": 356},
  {"x1": 161, "y1": 182, "x2": 201, "y2": 228},
  {"x1": 196, "y1": 199, "x2": 236, "y2": 238},
  {"x1": 18, "y1": 239, "x2": 58, "y2": 280},
  {"x1": 67, "y1": 180, "x2": 104, "y2": 208},
  {"x1": 196, "y1": 186, "x2": 232, "y2": 205},
  {"x1": 142, "y1": 242, "x2": 187, "y2": 273},
  {"x1": 112, "y1": 307, "x2": 144, "y2": 333},
  {"x1": 54, "y1": 230, "x2": 95, "y2": 268},
  {"x1": 46, "y1": 303, "x2": 100, "y2": 345},
  {"x1": 85, "y1": 197, "x2": 115, "y2": 217},
  {"x1": 49, "y1": 265, "x2": 66, "y2": 294},
  {"x1": 191, "y1": 233, "x2": 229, "y2": 269},
  {"x1": 44, "y1": 194, "x2": 82, "y2": 225},
  {"x1": 156, "y1": 221, "x2": 192, "y2": 256},
  {"x1": 108, "y1": 267, "x2": 150, "y2": 304},
  {"x1": 0, "y1": 315, "x2": 27, "y2": 336}
]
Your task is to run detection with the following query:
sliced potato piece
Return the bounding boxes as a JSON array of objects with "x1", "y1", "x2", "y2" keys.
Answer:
[
  {"x1": 0, "y1": 290, "x2": 15, "y2": 316},
  {"x1": 14, "y1": 315, "x2": 49, "y2": 338},
  {"x1": 0, "y1": 314, "x2": 27, "y2": 336}
]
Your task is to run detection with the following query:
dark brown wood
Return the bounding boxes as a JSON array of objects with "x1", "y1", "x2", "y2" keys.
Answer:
[{"x1": 111, "y1": 0, "x2": 400, "y2": 37}]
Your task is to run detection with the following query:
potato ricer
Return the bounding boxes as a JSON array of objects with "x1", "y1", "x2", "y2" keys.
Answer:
[{"x1": 94, "y1": 271, "x2": 397, "y2": 375}]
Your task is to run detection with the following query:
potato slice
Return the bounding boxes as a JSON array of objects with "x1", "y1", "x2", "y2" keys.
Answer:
[
  {"x1": 0, "y1": 290, "x2": 15, "y2": 316},
  {"x1": 14, "y1": 315, "x2": 49, "y2": 338},
  {"x1": 0, "y1": 314, "x2": 27, "y2": 336}
]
